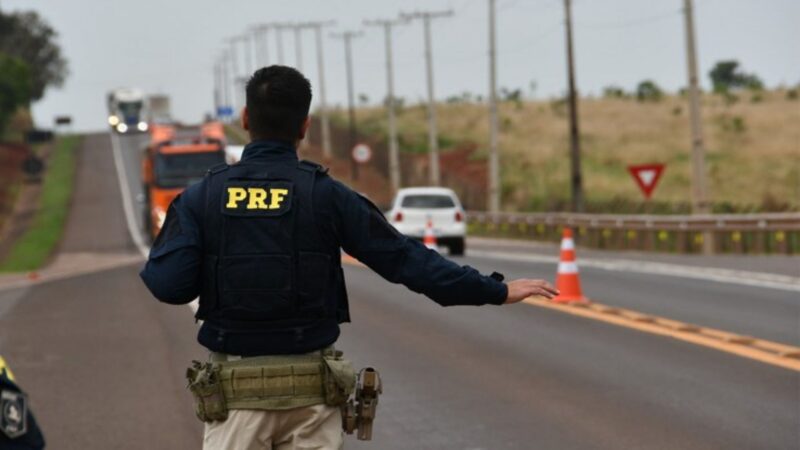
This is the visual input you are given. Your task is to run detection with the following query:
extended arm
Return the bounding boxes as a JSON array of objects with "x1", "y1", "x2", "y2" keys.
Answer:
[{"x1": 328, "y1": 181, "x2": 557, "y2": 306}]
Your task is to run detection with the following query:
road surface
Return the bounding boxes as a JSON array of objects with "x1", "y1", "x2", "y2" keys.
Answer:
[{"x1": 0, "y1": 133, "x2": 796, "y2": 449}]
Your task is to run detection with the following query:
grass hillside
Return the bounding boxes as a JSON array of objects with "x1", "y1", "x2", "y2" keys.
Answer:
[{"x1": 337, "y1": 89, "x2": 799, "y2": 212}]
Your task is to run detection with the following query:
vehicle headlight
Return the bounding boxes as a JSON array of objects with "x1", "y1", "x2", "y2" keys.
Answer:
[
  {"x1": 137, "y1": 121, "x2": 148, "y2": 132},
  {"x1": 155, "y1": 208, "x2": 166, "y2": 228},
  {"x1": 108, "y1": 115, "x2": 120, "y2": 126},
  {"x1": 116, "y1": 123, "x2": 128, "y2": 133}
]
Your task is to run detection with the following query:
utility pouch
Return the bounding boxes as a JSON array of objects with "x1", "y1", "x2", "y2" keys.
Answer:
[
  {"x1": 186, "y1": 360, "x2": 228, "y2": 423},
  {"x1": 322, "y1": 350, "x2": 356, "y2": 406}
]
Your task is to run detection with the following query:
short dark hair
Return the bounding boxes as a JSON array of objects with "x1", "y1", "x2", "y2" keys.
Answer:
[{"x1": 245, "y1": 65, "x2": 312, "y2": 141}]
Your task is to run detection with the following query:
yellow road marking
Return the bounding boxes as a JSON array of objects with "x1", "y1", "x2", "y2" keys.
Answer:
[
  {"x1": 523, "y1": 298, "x2": 800, "y2": 372},
  {"x1": 341, "y1": 255, "x2": 800, "y2": 372}
]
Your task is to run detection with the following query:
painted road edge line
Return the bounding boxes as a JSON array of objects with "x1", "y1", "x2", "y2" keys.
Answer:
[
  {"x1": 468, "y1": 249, "x2": 800, "y2": 293},
  {"x1": 522, "y1": 298, "x2": 800, "y2": 372},
  {"x1": 110, "y1": 133, "x2": 200, "y2": 314},
  {"x1": 341, "y1": 255, "x2": 800, "y2": 372}
]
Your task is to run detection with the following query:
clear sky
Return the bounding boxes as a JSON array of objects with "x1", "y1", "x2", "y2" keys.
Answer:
[{"x1": 4, "y1": 0, "x2": 799, "y2": 131}]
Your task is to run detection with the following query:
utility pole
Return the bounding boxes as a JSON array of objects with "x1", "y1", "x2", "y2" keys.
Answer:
[
  {"x1": 240, "y1": 33, "x2": 253, "y2": 76},
  {"x1": 226, "y1": 37, "x2": 241, "y2": 112},
  {"x1": 331, "y1": 30, "x2": 363, "y2": 181},
  {"x1": 364, "y1": 17, "x2": 406, "y2": 194},
  {"x1": 219, "y1": 50, "x2": 232, "y2": 122},
  {"x1": 487, "y1": 0, "x2": 500, "y2": 213},
  {"x1": 301, "y1": 21, "x2": 336, "y2": 160},
  {"x1": 251, "y1": 27, "x2": 264, "y2": 68},
  {"x1": 683, "y1": 0, "x2": 712, "y2": 253},
  {"x1": 401, "y1": 10, "x2": 454, "y2": 186},
  {"x1": 254, "y1": 25, "x2": 272, "y2": 67},
  {"x1": 274, "y1": 24, "x2": 287, "y2": 64},
  {"x1": 213, "y1": 61, "x2": 220, "y2": 116},
  {"x1": 563, "y1": 0, "x2": 584, "y2": 212},
  {"x1": 293, "y1": 26, "x2": 304, "y2": 71}
]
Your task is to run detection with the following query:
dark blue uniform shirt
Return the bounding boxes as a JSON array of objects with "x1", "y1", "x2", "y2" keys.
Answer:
[{"x1": 140, "y1": 140, "x2": 508, "y2": 351}]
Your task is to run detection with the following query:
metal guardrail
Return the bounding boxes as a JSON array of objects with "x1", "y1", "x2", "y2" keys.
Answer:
[{"x1": 467, "y1": 211, "x2": 800, "y2": 254}]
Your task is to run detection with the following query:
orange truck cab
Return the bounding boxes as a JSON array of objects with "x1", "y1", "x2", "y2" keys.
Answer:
[{"x1": 141, "y1": 122, "x2": 227, "y2": 240}]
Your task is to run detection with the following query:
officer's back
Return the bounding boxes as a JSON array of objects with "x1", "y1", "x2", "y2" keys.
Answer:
[{"x1": 140, "y1": 65, "x2": 558, "y2": 449}]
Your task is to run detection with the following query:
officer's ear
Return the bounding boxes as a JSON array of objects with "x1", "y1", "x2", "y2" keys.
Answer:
[
  {"x1": 241, "y1": 107, "x2": 249, "y2": 131},
  {"x1": 298, "y1": 116, "x2": 311, "y2": 140}
]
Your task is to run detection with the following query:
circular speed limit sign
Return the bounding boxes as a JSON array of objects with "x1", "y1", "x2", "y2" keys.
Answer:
[{"x1": 351, "y1": 143, "x2": 372, "y2": 164}]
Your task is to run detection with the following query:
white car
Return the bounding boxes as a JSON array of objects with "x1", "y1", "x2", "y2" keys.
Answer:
[{"x1": 386, "y1": 187, "x2": 467, "y2": 255}]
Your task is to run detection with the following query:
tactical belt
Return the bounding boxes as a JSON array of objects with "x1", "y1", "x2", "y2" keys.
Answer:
[{"x1": 211, "y1": 352, "x2": 327, "y2": 410}]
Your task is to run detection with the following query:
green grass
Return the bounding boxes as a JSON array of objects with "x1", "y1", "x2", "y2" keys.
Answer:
[
  {"x1": 223, "y1": 124, "x2": 248, "y2": 145},
  {"x1": 334, "y1": 89, "x2": 800, "y2": 212},
  {"x1": 0, "y1": 135, "x2": 80, "y2": 272}
]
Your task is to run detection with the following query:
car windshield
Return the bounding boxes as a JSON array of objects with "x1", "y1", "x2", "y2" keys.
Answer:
[
  {"x1": 154, "y1": 151, "x2": 225, "y2": 189},
  {"x1": 401, "y1": 194, "x2": 456, "y2": 209}
]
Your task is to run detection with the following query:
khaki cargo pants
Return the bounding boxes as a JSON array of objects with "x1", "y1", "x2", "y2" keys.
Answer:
[{"x1": 203, "y1": 404, "x2": 343, "y2": 450}]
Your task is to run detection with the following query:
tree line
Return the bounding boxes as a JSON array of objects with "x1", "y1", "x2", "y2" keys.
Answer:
[{"x1": 0, "y1": 8, "x2": 68, "y2": 135}]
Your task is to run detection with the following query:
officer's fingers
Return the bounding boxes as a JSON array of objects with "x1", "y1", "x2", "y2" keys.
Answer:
[{"x1": 536, "y1": 281, "x2": 559, "y2": 296}]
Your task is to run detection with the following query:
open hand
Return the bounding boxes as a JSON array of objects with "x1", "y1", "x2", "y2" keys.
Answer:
[{"x1": 504, "y1": 279, "x2": 559, "y2": 304}]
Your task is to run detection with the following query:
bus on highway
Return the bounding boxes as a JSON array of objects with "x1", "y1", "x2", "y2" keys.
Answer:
[{"x1": 141, "y1": 122, "x2": 226, "y2": 240}]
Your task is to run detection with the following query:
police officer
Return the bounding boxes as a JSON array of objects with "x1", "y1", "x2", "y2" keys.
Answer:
[
  {"x1": 0, "y1": 357, "x2": 45, "y2": 450},
  {"x1": 140, "y1": 65, "x2": 558, "y2": 450}
]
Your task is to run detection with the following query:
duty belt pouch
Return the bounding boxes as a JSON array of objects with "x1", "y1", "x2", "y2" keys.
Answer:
[
  {"x1": 322, "y1": 351, "x2": 356, "y2": 406},
  {"x1": 186, "y1": 361, "x2": 228, "y2": 423}
]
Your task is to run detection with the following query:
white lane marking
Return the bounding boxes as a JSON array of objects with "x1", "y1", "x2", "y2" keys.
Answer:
[
  {"x1": 467, "y1": 249, "x2": 800, "y2": 293},
  {"x1": 110, "y1": 132, "x2": 149, "y2": 258},
  {"x1": 110, "y1": 132, "x2": 200, "y2": 313}
]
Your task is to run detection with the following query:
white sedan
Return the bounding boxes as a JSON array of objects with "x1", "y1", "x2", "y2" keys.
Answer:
[{"x1": 385, "y1": 187, "x2": 467, "y2": 255}]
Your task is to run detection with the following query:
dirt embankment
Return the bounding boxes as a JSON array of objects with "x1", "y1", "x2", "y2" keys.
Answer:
[
  {"x1": 304, "y1": 117, "x2": 488, "y2": 209},
  {"x1": 0, "y1": 143, "x2": 29, "y2": 228}
]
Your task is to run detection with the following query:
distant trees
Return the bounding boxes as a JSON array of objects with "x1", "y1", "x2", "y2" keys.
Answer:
[
  {"x1": 602, "y1": 85, "x2": 628, "y2": 99},
  {"x1": 0, "y1": 10, "x2": 68, "y2": 101},
  {"x1": 0, "y1": 55, "x2": 32, "y2": 132},
  {"x1": 635, "y1": 80, "x2": 663, "y2": 102},
  {"x1": 709, "y1": 60, "x2": 763, "y2": 93}
]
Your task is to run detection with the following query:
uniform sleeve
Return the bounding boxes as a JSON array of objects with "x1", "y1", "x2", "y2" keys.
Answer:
[
  {"x1": 139, "y1": 184, "x2": 204, "y2": 305},
  {"x1": 327, "y1": 181, "x2": 507, "y2": 306}
]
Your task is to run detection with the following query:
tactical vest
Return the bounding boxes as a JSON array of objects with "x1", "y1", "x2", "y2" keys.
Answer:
[{"x1": 196, "y1": 159, "x2": 349, "y2": 353}]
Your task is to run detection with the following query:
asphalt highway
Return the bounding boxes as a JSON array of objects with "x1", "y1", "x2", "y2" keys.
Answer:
[{"x1": 0, "y1": 133, "x2": 796, "y2": 449}]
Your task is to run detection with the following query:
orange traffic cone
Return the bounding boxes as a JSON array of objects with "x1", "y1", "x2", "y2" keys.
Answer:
[
  {"x1": 423, "y1": 218, "x2": 439, "y2": 251},
  {"x1": 553, "y1": 228, "x2": 589, "y2": 304}
]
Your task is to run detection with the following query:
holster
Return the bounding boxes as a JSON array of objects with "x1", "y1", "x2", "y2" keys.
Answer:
[
  {"x1": 342, "y1": 367, "x2": 382, "y2": 441},
  {"x1": 321, "y1": 350, "x2": 356, "y2": 406},
  {"x1": 186, "y1": 361, "x2": 228, "y2": 423}
]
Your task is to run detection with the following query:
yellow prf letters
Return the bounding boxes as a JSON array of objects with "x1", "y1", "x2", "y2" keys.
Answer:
[{"x1": 226, "y1": 186, "x2": 289, "y2": 210}]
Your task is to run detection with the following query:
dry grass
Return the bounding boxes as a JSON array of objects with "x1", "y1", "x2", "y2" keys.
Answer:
[{"x1": 347, "y1": 90, "x2": 800, "y2": 211}]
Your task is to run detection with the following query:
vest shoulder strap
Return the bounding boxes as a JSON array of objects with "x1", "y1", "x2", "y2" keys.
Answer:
[
  {"x1": 299, "y1": 160, "x2": 329, "y2": 174},
  {"x1": 207, "y1": 163, "x2": 229, "y2": 176}
]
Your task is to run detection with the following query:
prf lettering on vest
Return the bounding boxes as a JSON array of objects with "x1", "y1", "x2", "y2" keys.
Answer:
[{"x1": 226, "y1": 187, "x2": 290, "y2": 210}]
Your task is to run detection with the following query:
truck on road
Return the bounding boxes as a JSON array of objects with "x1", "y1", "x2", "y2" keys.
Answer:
[
  {"x1": 107, "y1": 88, "x2": 148, "y2": 134},
  {"x1": 146, "y1": 94, "x2": 171, "y2": 125},
  {"x1": 141, "y1": 122, "x2": 226, "y2": 239}
]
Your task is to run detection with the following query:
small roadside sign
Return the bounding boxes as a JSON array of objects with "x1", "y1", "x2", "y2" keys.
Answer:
[
  {"x1": 25, "y1": 130, "x2": 54, "y2": 144},
  {"x1": 627, "y1": 163, "x2": 665, "y2": 199},
  {"x1": 352, "y1": 143, "x2": 372, "y2": 164},
  {"x1": 216, "y1": 106, "x2": 234, "y2": 118}
]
